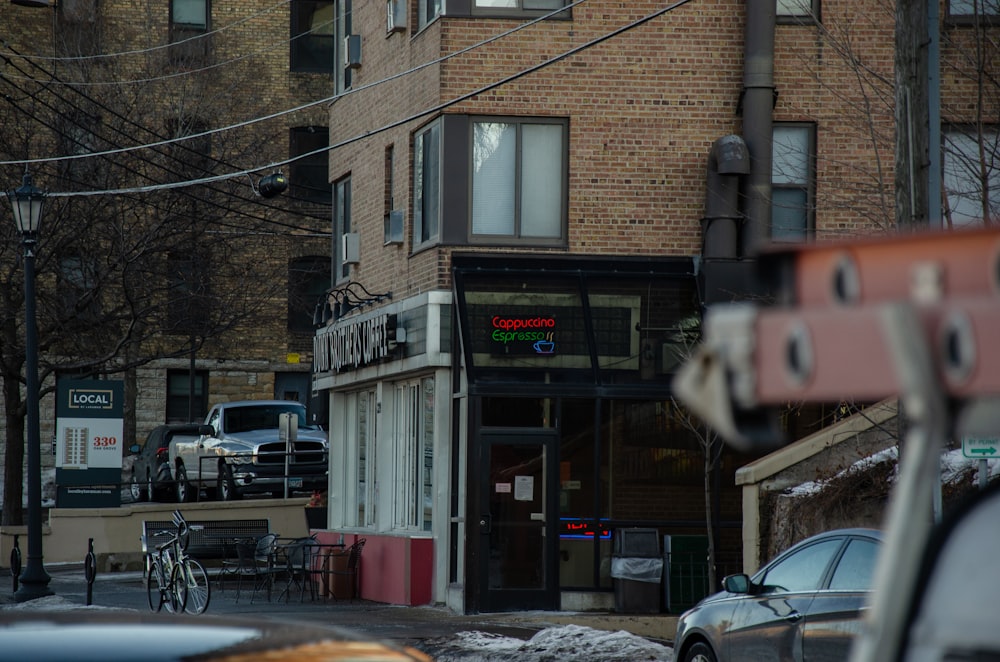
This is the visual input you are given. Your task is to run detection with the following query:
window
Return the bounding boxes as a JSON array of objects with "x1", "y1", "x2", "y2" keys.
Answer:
[
  {"x1": 828, "y1": 538, "x2": 879, "y2": 591},
  {"x1": 290, "y1": 126, "x2": 330, "y2": 204},
  {"x1": 392, "y1": 378, "x2": 434, "y2": 531},
  {"x1": 777, "y1": 0, "x2": 818, "y2": 21},
  {"x1": 167, "y1": 117, "x2": 213, "y2": 176},
  {"x1": 471, "y1": 118, "x2": 566, "y2": 242},
  {"x1": 291, "y1": 1, "x2": 334, "y2": 73},
  {"x1": 333, "y1": 1, "x2": 353, "y2": 94},
  {"x1": 473, "y1": 0, "x2": 570, "y2": 15},
  {"x1": 356, "y1": 390, "x2": 377, "y2": 527},
  {"x1": 288, "y1": 256, "x2": 331, "y2": 333},
  {"x1": 166, "y1": 369, "x2": 208, "y2": 423},
  {"x1": 170, "y1": 0, "x2": 210, "y2": 64},
  {"x1": 58, "y1": 255, "x2": 100, "y2": 326},
  {"x1": 413, "y1": 120, "x2": 441, "y2": 248},
  {"x1": 167, "y1": 250, "x2": 211, "y2": 335},
  {"x1": 418, "y1": 0, "x2": 442, "y2": 30},
  {"x1": 333, "y1": 175, "x2": 352, "y2": 281},
  {"x1": 943, "y1": 128, "x2": 1000, "y2": 227},
  {"x1": 758, "y1": 539, "x2": 841, "y2": 593},
  {"x1": 58, "y1": 112, "x2": 101, "y2": 183},
  {"x1": 948, "y1": 0, "x2": 1000, "y2": 17},
  {"x1": 771, "y1": 124, "x2": 814, "y2": 241}
]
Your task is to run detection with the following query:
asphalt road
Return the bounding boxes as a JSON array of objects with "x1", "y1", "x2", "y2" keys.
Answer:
[{"x1": 2, "y1": 563, "x2": 546, "y2": 648}]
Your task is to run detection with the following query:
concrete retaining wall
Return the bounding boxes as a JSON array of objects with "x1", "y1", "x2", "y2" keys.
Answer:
[{"x1": 0, "y1": 498, "x2": 312, "y2": 573}]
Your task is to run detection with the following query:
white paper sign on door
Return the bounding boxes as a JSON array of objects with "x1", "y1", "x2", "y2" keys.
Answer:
[{"x1": 514, "y1": 475, "x2": 534, "y2": 501}]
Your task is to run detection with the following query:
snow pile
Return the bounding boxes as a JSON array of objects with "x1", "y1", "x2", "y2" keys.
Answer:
[
  {"x1": 785, "y1": 447, "x2": 999, "y2": 498},
  {"x1": 423, "y1": 624, "x2": 672, "y2": 662}
]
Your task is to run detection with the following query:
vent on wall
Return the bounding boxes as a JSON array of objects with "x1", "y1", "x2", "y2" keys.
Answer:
[
  {"x1": 342, "y1": 232, "x2": 360, "y2": 264},
  {"x1": 387, "y1": 0, "x2": 407, "y2": 33},
  {"x1": 344, "y1": 34, "x2": 362, "y2": 69}
]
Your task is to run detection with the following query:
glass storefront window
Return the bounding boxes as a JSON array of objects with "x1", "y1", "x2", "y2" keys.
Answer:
[
  {"x1": 481, "y1": 397, "x2": 554, "y2": 427},
  {"x1": 453, "y1": 254, "x2": 699, "y2": 389},
  {"x1": 585, "y1": 277, "x2": 700, "y2": 385}
]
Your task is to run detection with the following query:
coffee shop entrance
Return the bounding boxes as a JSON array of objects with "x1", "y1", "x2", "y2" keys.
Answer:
[{"x1": 451, "y1": 254, "x2": 730, "y2": 614}]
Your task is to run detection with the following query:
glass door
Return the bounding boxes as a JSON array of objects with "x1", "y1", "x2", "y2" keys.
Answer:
[{"x1": 478, "y1": 430, "x2": 559, "y2": 612}]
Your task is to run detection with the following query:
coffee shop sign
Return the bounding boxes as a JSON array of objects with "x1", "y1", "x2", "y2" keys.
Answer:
[{"x1": 314, "y1": 313, "x2": 398, "y2": 374}]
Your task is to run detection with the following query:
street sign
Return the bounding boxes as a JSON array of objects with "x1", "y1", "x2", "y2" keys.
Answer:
[{"x1": 962, "y1": 437, "x2": 1000, "y2": 459}]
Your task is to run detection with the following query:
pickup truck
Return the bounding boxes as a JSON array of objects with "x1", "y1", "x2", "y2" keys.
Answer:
[{"x1": 169, "y1": 400, "x2": 329, "y2": 502}]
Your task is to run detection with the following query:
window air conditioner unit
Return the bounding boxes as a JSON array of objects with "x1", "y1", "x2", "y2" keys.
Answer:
[
  {"x1": 342, "y1": 232, "x2": 360, "y2": 264},
  {"x1": 344, "y1": 34, "x2": 362, "y2": 69},
  {"x1": 384, "y1": 209, "x2": 404, "y2": 245},
  {"x1": 387, "y1": 0, "x2": 407, "y2": 33}
]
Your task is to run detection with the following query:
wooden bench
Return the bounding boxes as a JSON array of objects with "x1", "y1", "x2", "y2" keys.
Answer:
[{"x1": 140, "y1": 517, "x2": 270, "y2": 573}]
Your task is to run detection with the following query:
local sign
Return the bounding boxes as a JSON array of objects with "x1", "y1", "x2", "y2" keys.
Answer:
[
  {"x1": 55, "y1": 379, "x2": 125, "y2": 508},
  {"x1": 962, "y1": 436, "x2": 1000, "y2": 458}
]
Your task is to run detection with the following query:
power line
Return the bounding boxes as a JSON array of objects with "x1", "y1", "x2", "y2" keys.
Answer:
[
  {"x1": 8, "y1": 0, "x2": 293, "y2": 63},
  {"x1": 1, "y1": 46, "x2": 330, "y2": 233},
  {"x1": 0, "y1": 0, "x2": 588, "y2": 169},
  {"x1": 3, "y1": 15, "x2": 335, "y2": 88},
  {"x1": 41, "y1": 0, "x2": 696, "y2": 199}
]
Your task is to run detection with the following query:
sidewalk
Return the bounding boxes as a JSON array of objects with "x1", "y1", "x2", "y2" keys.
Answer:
[{"x1": 1, "y1": 562, "x2": 679, "y2": 647}]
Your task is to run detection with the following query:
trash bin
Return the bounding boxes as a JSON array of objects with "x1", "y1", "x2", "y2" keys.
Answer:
[{"x1": 611, "y1": 528, "x2": 663, "y2": 614}]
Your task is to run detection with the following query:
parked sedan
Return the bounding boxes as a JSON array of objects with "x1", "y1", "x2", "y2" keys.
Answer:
[
  {"x1": 129, "y1": 423, "x2": 211, "y2": 502},
  {"x1": 671, "y1": 528, "x2": 882, "y2": 662}
]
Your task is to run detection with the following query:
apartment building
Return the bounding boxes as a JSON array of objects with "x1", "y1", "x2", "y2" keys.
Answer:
[
  {"x1": 1, "y1": 2, "x2": 333, "y2": 500},
  {"x1": 311, "y1": 0, "x2": 999, "y2": 614}
]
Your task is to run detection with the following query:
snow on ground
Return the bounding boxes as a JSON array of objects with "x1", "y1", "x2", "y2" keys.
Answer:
[
  {"x1": 785, "y1": 447, "x2": 999, "y2": 498},
  {"x1": 364, "y1": 624, "x2": 671, "y2": 662}
]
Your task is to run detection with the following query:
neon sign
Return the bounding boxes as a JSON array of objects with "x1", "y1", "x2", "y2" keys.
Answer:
[
  {"x1": 489, "y1": 315, "x2": 557, "y2": 355},
  {"x1": 559, "y1": 518, "x2": 611, "y2": 540}
]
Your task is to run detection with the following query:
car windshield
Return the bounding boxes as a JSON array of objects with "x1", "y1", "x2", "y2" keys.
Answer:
[{"x1": 224, "y1": 404, "x2": 307, "y2": 433}]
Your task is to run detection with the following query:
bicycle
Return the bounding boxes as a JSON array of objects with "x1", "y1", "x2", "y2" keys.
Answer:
[
  {"x1": 146, "y1": 510, "x2": 211, "y2": 614},
  {"x1": 146, "y1": 531, "x2": 188, "y2": 613}
]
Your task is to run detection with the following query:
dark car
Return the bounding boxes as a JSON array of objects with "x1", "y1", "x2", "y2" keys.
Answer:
[
  {"x1": 129, "y1": 423, "x2": 211, "y2": 503},
  {"x1": 671, "y1": 528, "x2": 882, "y2": 662},
  {"x1": 0, "y1": 610, "x2": 433, "y2": 662}
]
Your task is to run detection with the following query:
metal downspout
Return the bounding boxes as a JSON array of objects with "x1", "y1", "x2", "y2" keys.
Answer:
[
  {"x1": 703, "y1": 135, "x2": 750, "y2": 259},
  {"x1": 741, "y1": 0, "x2": 776, "y2": 257}
]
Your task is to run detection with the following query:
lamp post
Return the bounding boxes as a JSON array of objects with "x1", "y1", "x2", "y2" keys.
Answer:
[{"x1": 7, "y1": 171, "x2": 53, "y2": 601}]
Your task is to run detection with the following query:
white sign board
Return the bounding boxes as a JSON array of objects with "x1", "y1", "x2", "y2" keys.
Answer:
[{"x1": 962, "y1": 437, "x2": 1000, "y2": 459}]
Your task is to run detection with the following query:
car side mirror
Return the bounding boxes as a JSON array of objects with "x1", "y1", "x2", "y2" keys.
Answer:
[
  {"x1": 198, "y1": 424, "x2": 214, "y2": 436},
  {"x1": 723, "y1": 573, "x2": 751, "y2": 594}
]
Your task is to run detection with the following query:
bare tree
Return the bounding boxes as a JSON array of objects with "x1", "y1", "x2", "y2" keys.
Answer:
[{"x1": 0, "y1": 15, "x2": 327, "y2": 525}]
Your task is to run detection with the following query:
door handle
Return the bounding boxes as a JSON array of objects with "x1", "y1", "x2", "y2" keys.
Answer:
[
  {"x1": 784, "y1": 610, "x2": 803, "y2": 623},
  {"x1": 479, "y1": 515, "x2": 491, "y2": 533}
]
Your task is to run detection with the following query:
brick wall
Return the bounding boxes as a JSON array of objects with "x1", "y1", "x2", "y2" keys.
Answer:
[
  {"x1": 0, "y1": 1, "x2": 331, "y2": 491},
  {"x1": 326, "y1": 0, "x2": 916, "y2": 303}
]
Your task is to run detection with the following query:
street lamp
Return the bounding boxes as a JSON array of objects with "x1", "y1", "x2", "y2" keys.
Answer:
[{"x1": 7, "y1": 171, "x2": 53, "y2": 601}]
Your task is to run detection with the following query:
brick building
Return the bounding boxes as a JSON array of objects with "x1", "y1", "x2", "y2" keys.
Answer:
[
  {"x1": 1, "y1": 2, "x2": 332, "y2": 505},
  {"x1": 311, "y1": 0, "x2": 999, "y2": 615}
]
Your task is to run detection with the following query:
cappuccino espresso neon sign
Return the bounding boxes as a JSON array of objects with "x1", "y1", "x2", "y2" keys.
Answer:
[{"x1": 490, "y1": 314, "x2": 556, "y2": 355}]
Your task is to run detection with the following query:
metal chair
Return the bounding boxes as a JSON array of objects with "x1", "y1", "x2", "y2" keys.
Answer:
[
  {"x1": 326, "y1": 538, "x2": 366, "y2": 602},
  {"x1": 232, "y1": 533, "x2": 279, "y2": 603},
  {"x1": 277, "y1": 536, "x2": 318, "y2": 603}
]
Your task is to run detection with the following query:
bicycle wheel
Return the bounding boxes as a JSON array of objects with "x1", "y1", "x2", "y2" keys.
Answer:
[
  {"x1": 181, "y1": 558, "x2": 211, "y2": 614},
  {"x1": 167, "y1": 562, "x2": 189, "y2": 614},
  {"x1": 146, "y1": 559, "x2": 164, "y2": 612}
]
